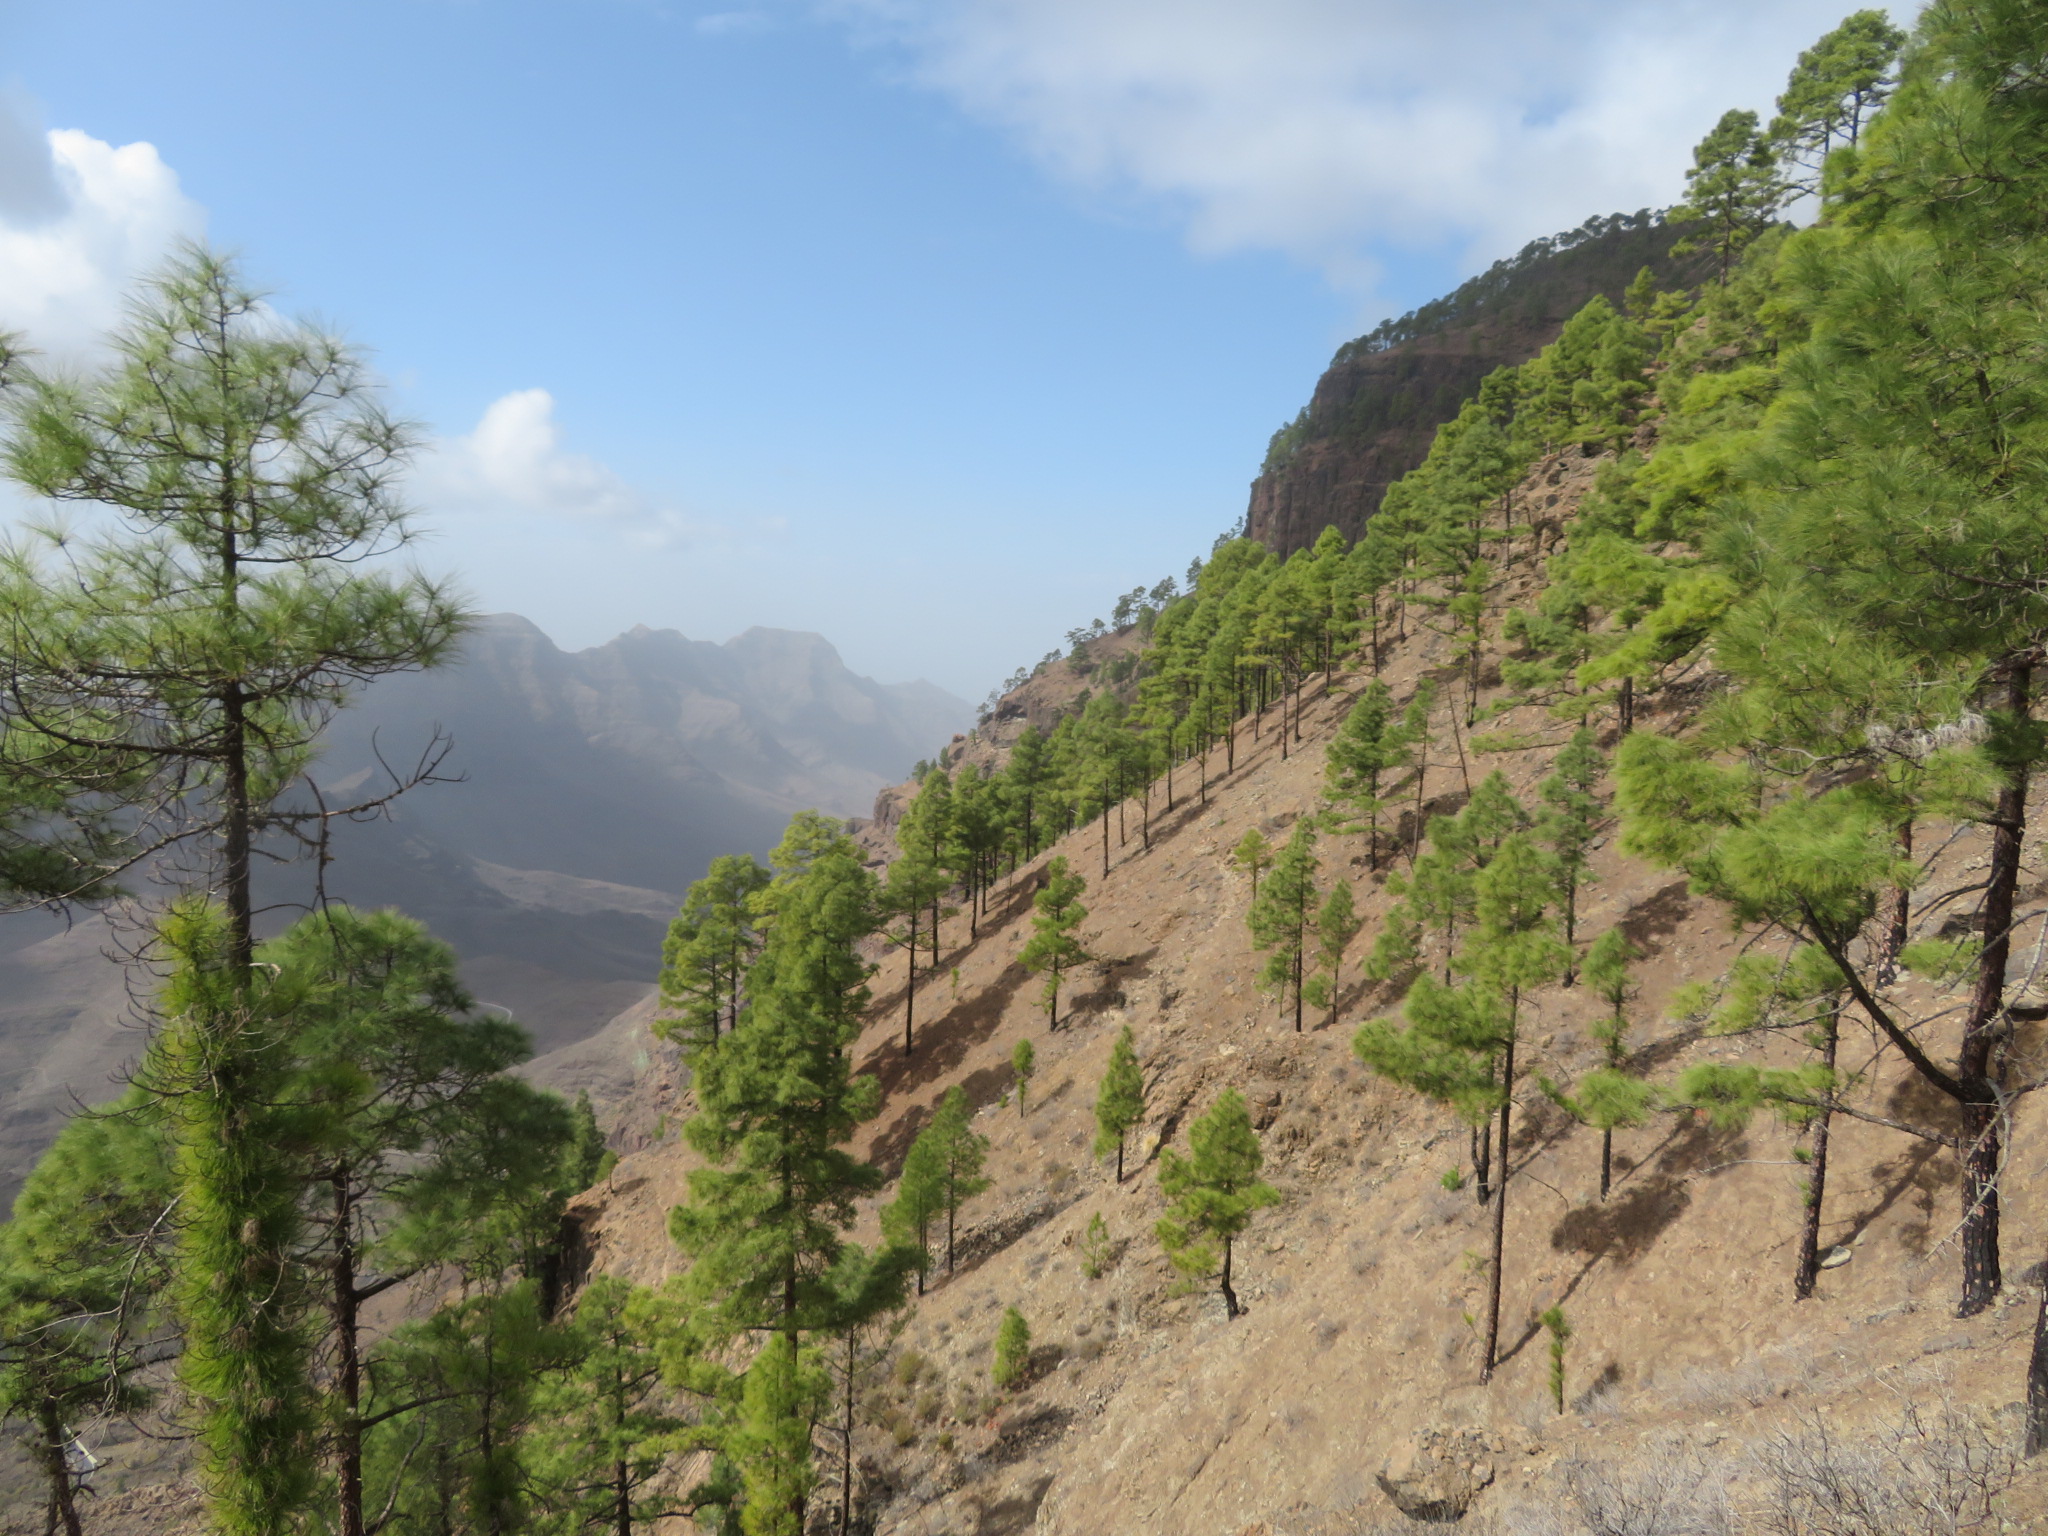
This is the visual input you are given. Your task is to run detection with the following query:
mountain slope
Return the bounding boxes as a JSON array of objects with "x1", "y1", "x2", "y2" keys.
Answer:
[{"x1": 570, "y1": 443, "x2": 2048, "y2": 1534}]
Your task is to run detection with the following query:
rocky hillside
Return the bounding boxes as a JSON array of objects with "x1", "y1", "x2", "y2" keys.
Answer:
[
  {"x1": 1245, "y1": 214, "x2": 1699, "y2": 557},
  {"x1": 565, "y1": 442, "x2": 2048, "y2": 1533},
  {"x1": 0, "y1": 617, "x2": 969, "y2": 1206}
]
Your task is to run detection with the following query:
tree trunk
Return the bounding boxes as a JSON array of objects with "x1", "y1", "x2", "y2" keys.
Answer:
[
  {"x1": 1101, "y1": 801, "x2": 1110, "y2": 879},
  {"x1": 1792, "y1": 1006, "x2": 1840, "y2": 1302},
  {"x1": 840, "y1": 1329, "x2": 856, "y2": 1536},
  {"x1": 903, "y1": 915, "x2": 917, "y2": 1058},
  {"x1": 333, "y1": 1170, "x2": 366, "y2": 1536},
  {"x1": 1473, "y1": 1121, "x2": 1492, "y2": 1205},
  {"x1": 34, "y1": 1408, "x2": 83, "y2": 1536},
  {"x1": 1115, "y1": 1134, "x2": 1124, "y2": 1183},
  {"x1": 1293, "y1": 944, "x2": 1303, "y2": 1033},
  {"x1": 1599, "y1": 1128, "x2": 1613, "y2": 1202},
  {"x1": 1481, "y1": 1032, "x2": 1515, "y2": 1383},
  {"x1": 1957, "y1": 659, "x2": 2030, "y2": 1317},
  {"x1": 1220, "y1": 1234, "x2": 1239, "y2": 1319},
  {"x1": 615, "y1": 1458, "x2": 632, "y2": 1536},
  {"x1": 1617, "y1": 675, "x2": 1634, "y2": 737}
]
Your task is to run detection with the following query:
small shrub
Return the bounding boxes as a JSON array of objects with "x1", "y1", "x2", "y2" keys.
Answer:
[
  {"x1": 992, "y1": 1306, "x2": 1031, "y2": 1390},
  {"x1": 1441, "y1": 1167, "x2": 1466, "y2": 1192},
  {"x1": 1081, "y1": 1212, "x2": 1114, "y2": 1279},
  {"x1": 893, "y1": 1350, "x2": 926, "y2": 1389}
]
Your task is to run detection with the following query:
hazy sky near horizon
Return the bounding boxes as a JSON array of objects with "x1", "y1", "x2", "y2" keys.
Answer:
[{"x1": 1, "y1": 0, "x2": 1886, "y2": 701}]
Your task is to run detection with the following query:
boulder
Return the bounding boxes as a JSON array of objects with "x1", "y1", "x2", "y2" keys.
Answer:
[{"x1": 1375, "y1": 1426, "x2": 1496, "y2": 1522}]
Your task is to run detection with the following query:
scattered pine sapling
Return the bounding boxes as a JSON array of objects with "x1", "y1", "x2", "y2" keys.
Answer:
[
  {"x1": 1323, "y1": 680, "x2": 1403, "y2": 868},
  {"x1": 1155, "y1": 1090, "x2": 1280, "y2": 1320},
  {"x1": 930, "y1": 1087, "x2": 991, "y2": 1275},
  {"x1": 1092, "y1": 1026, "x2": 1147, "y2": 1182},
  {"x1": 1538, "y1": 727, "x2": 1606, "y2": 983},
  {"x1": 1080, "y1": 1214, "x2": 1114, "y2": 1280},
  {"x1": 1230, "y1": 828, "x2": 1273, "y2": 899},
  {"x1": 1302, "y1": 882, "x2": 1362, "y2": 1030},
  {"x1": 881, "y1": 1132, "x2": 946, "y2": 1298},
  {"x1": 1540, "y1": 1307, "x2": 1571, "y2": 1414},
  {"x1": 1248, "y1": 820, "x2": 1320, "y2": 1032},
  {"x1": 1011, "y1": 1039, "x2": 1035, "y2": 1113},
  {"x1": 1578, "y1": 929, "x2": 1655, "y2": 1200},
  {"x1": 1018, "y1": 857, "x2": 1089, "y2": 1030},
  {"x1": 991, "y1": 1308, "x2": 1030, "y2": 1391}
]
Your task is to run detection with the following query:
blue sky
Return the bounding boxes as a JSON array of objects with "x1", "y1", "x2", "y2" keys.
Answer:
[{"x1": 0, "y1": 0, "x2": 1878, "y2": 700}]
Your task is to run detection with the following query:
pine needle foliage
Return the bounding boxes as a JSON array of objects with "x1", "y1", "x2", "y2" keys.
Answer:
[
  {"x1": 1156, "y1": 1090, "x2": 1280, "y2": 1320},
  {"x1": 1092, "y1": 1025, "x2": 1147, "y2": 1182}
]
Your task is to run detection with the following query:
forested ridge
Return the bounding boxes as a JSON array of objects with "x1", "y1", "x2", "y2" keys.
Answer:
[{"x1": 8, "y1": 3, "x2": 2048, "y2": 1533}]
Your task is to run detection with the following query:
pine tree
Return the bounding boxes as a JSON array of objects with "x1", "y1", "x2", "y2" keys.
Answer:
[
  {"x1": 1155, "y1": 1090, "x2": 1280, "y2": 1320},
  {"x1": 991, "y1": 1307, "x2": 1031, "y2": 1391},
  {"x1": 881, "y1": 1131, "x2": 945, "y2": 1297},
  {"x1": 897, "y1": 769, "x2": 955, "y2": 971},
  {"x1": 929, "y1": 1086, "x2": 991, "y2": 1275},
  {"x1": 0, "y1": 249, "x2": 466, "y2": 1535},
  {"x1": 1018, "y1": 856, "x2": 1089, "y2": 1029},
  {"x1": 1302, "y1": 882, "x2": 1362, "y2": 1031},
  {"x1": 525, "y1": 1277, "x2": 688, "y2": 1536},
  {"x1": 1248, "y1": 820, "x2": 1319, "y2": 1032},
  {"x1": 668, "y1": 813, "x2": 888, "y2": 1536},
  {"x1": 1671, "y1": 108, "x2": 1789, "y2": 281},
  {"x1": 1323, "y1": 680, "x2": 1403, "y2": 867},
  {"x1": 818, "y1": 1243, "x2": 912, "y2": 1536},
  {"x1": 1577, "y1": 929, "x2": 1653, "y2": 1201},
  {"x1": 1092, "y1": 1025, "x2": 1147, "y2": 1182},
  {"x1": 880, "y1": 846, "x2": 945, "y2": 1057},
  {"x1": 1537, "y1": 727, "x2": 1605, "y2": 982},
  {"x1": 730, "y1": 1333, "x2": 825, "y2": 1536},
  {"x1": 1000, "y1": 726, "x2": 1053, "y2": 859},
  {"x1": 1230, "y1": 828, "x2": 1273, "y2": 899},
  {"x1": 1769, "y1": 9, "x2": 1905, "y2": 190},
  {"x1": 0, "y1": 1087, "x2": 174, "y2": 1535},
  {"x1": 255, "y1": 905, "x2": 572, "y2": 1536},
  {"x1": 1011, "y1": 1038, "x2": 1035, "y2": 1112},
  {"x1": 659, "y1": 854, "x2": 772, "y2": 1055}
]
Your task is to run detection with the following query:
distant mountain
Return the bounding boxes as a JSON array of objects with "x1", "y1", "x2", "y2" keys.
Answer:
[
  {"x1": 0, "y1": 617, "x2": 971, "y2": 1200},
  {"x1": 1245, "y1": 211, "x2": 1705, "y2": 556}
]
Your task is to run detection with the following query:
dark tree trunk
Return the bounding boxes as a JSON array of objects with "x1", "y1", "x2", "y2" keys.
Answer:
[
  {"x1": 839, "y1": 1329, "x2": 856, "y2": 1536},
  {"x1": 1617, "y1": 675, "x2": 1634, "y2": 737},
  {"x1": 903, "y1": 914, "x2": 917, "y2": 1058},
  {"x1": 333, "y1": 1170, "x2": 366, "y2": 1536},
  {"x1": 34, "y1": 1408, "x2": 83, "y2": 1536},
  {"x1": 1481, "y1": 1032, "x2": 1515, "y2": 1383},
  {"x1": 1220, "y1": 1234, "x2": 1240, "y2": 1319},
  {"x1": 1958, "y1": 660, "x2": 2030, "y2": 1317},
  {"x1": 1792, "y1": 1006, "x2": 1841, "y2": 1302},
  {"x1": 1474, "y1": 1119, "x2": 1492, "y2": 1206},
  {"x1": 1599, "y1": 1128, "x2": 1613, "y2": 1202}
]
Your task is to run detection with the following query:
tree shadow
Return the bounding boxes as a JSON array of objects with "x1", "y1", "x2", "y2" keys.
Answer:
[
  {"x1": 1838, "y1": 1137, "x2": 1949, "y2": 1257},
  {"x1": 861, "y1": 966, "x2": 1031, "y2": 1174},
  {"x1": 1617, "y1": 880, "x2": 1694, "y2": 959},
  {"x1": 1548, "y1": 1114, "x2": 1728, "y2": 1269}
]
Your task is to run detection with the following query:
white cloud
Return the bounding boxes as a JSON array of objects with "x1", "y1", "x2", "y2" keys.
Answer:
[
  {"x1": 830, "y1": 0, "x2": 1888, "y2": 292},
  {"x1": 697, "y1": 10, "x2": 775, "y2": 35},
  {"x1": 420, "y1": 388, "x2": 718, "y2": 546},
  {"x1": 0, "y1": 94, "x2": 205, "y2": 360}
]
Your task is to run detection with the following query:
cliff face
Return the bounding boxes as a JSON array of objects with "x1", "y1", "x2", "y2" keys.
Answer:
[
  {"x1": 568, "y1": 444, "x2": 2048, "y2": 1536},
  {"x1": 1246, "y1": 216, "x2": 1697, "y2": 557}
]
